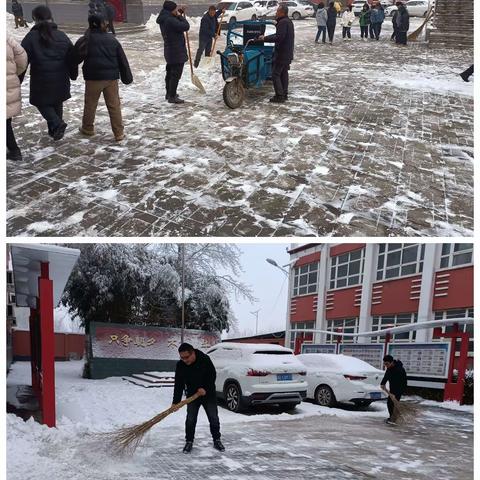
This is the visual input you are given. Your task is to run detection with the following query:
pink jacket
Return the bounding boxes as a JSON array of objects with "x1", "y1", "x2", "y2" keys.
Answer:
[{"x1": 6, "y1": 36, "x2": 28, "y2": 119}]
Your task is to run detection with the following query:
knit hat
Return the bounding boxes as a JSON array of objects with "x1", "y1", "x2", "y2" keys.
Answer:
[{"x1": 163, "y1": 0, "x2": 177, "y2": 11}]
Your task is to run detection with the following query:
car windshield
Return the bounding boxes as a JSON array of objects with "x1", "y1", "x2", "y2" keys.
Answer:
[{"x1": 227, "y1": 3, "x2": 238, "y2": 10}]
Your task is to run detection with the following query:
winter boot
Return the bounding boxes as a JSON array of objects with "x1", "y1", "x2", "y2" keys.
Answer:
[
  {"x1": 53, "y1": 122, "x2": 67, "y2": 141},
  {"x1": 213, "y1": 439, "x2": 225, "y2": 451},
  {"x1": 183, "y1": 441, "x2": 193, "y2": 453},
  {"x1": 460, "y1": 71, "x2": 470, "y2": 82},
  {"x1": 269, "y1": 95, "x2": 286, "y2": 103},
  {"x1": 7, "y1": 148, "x2": 22, "y2": 161},
  {"x1": 168, "y1": 96, "x2": 185, "y2": 104}
]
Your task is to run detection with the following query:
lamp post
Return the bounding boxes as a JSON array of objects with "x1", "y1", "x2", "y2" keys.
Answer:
[
  {"x1": 250, "y1": 309, "x2": 261, "y2": 335},
  {"x1": 181, "y1": 244, "x2": 185, "y2": 343}
]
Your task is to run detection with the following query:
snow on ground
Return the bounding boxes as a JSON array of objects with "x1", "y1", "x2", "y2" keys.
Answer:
[
  {"x1": 7, "y1": 18, "x2": 474, "y2": 237},
  {"x1": 6, "y1": 361, "x2": 473, "y2": 480},
  {"x1": 404, "y1": 396, "x2": 474, "y2": 414}
]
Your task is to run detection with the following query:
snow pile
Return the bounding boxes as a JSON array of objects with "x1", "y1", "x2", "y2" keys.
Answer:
[{"x1": 405, "y1": 398, "x2": 474, "y2": 414}]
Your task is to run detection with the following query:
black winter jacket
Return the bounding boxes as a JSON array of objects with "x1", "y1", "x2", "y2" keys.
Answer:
[
  {"x1": 327, "y1": 7, "x2": 337, "y2": 25},
  {"x1": 173, "y1": 350, "x2": 217, "y2": 403},
  {"x1": 21, "y1": 23, "x2": 78, "y2": 107},
  {"x1": 157, "y1": 9, "x2": 190, "y2": 65},
  {"x1": 106, "y1": 3, "x2": 116, "y2": 21},
  {"x1": 12, "y1": 2, "x2": 23, "y2": 17},
  {"x1": 263, "y1": 15, "x2": 294, "y2": 65},
  {"x1": 73, "y1": 29, "x2": 133, "y2": 84},
  {"x1": 199, "y1": 11, "x2": 220, "y2": 40},
  {"x1": 396, "y1": 6, "x2": 409, "y2": 32},
  {"x1": 381, "y1": 360, "x2": 408, "y2": 396}
]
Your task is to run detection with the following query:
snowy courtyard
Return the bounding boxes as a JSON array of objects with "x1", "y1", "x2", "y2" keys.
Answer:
[
  {"x1": 7, "y1": 17, "x2": 474, "y2": 237},
  {"x1": 7, "y1": 361, "x2": 474, "y2": 480}
]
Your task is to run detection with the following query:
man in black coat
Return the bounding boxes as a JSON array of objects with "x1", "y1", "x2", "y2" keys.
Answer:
[
  {"x1": 395, "y1": 2, "x2": 409, "y2": 45},
  {"x1": 172, "y1": 343, "x2": 225, "y2": 454},
  {"x1": 194, "y1": 5, "x2": 224, "y2": 68},
  {"x1": 256, "y1": 4, "x2": 294, "y2": 103},
  {"x1": 380, "y1": 355, "x2": 408, "y2": 425},
  {"x1": 157, "y1": 0, "x2": 190, "y2": 104},
  {"x1": 12, "y1": 0, "x2": 28, "y2": 28},
  {"x1": 104, "y1": 0, "x2": 116, "y2": 35}
]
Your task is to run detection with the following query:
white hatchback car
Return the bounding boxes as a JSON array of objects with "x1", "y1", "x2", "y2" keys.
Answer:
[
  {"x1": 207, "y1": 343, "x2": 308, "y2": 412},
  {"x1": 253, "y1": 0, "x2": 279, "y2": 18},
  {"x1": 222, "y1": 1, "x2": 260, "y2": 24},
  {"x1": 281, "y1": 0, "x2": 314, "y2": 19},
  {"x1": 297, "y1": 353, "x2": 387, "y2": 408},
  {"x1": 386, "y1": 0, "x2": 429, "y2": 17}
]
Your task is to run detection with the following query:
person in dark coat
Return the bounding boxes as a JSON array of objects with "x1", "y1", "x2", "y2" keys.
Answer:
[
  {"x1": 390, "y1": 8, "x2": 398, "y2": 41},
  {"x1": 326, "y1": 2, "x2": 337, "y2": 44},
  {"x1": 460, "y1": 64, "x2": 473, "y2": 82},
  {"x1": 255, "y1": 4, "x2": 294, "y2": 103},
  {"x1": 12, "y1": 0, "x2": 28, "y2": 28},
  {"x1": 395, "y1": 2, "x2": 409, "y2": 45},
  {"x1": 157, "y1": 0, "x2": 190, "y2": 104},
  {"x1": 194, "y1": 5, "x2": 224, "y2": 68},
  {"x1": 104, "y1": 0, "x2": 116, "y2": 35},
  {"x1": 172, "y1": 343, "x2": 225, "y2": 454},
  {"x1": 21, "y1": 5, "x2": 77, "y2": 141},
  {"x1": 73, "y1": 14, "x2": 133, "y2": 141},
  {"x1": 380, "y1": 355, "x2": 408, "y2": 425}
]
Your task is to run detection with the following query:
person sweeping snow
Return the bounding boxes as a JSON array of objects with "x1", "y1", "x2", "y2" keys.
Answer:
[
  {"x1": 380, "y1": 354, "x2": 407, "y2": 425},
  {"x1": 172, "y1": 343, "x2": 225, "y2": 453}
]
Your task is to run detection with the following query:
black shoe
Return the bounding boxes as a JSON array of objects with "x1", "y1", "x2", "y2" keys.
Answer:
[
  {"x1": 7, "y1": 148, "x2": 22, "y2": 161},
  {"x1": 213, "y1": 440, "x2": 225, "y2": 452},
  {"x1": 460, "y1": 72, "x2": 470, "y2": 82},
  {"x1": 269, "y1": 95, "x2": 286, "y2": 103},
  {"x1": 386, "y1": 419, "x2": 397, "y2": 425},
  {"x1": 52, "y1": 122, "x2": 67, "y2": 141},
  {"x1": 183, "y1": 441, "x2": 193, "y2": 453},
  {"x1": 168, "y1": 97, "x2": 185, "y2": 104}
]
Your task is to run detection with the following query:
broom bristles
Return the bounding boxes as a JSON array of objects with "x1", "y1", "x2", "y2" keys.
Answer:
[
  {"x1": 390, "y1": 396, "x2": 419, "y2": 424},
  {"x1": 101, "y1": 392, "x2": 201, "y2": 455}
]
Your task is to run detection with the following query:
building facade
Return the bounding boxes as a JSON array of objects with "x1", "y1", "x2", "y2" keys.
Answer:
[{"x1": 286, "y1": 243, "x2": 473, "y2": 373}]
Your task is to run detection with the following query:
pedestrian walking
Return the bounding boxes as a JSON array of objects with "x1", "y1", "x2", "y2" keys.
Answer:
[
  {"x1": 315, "y1": 2, "x2": 328, "y2": 43},
  {"x1": 6, "y1": 36, "x2": 28, "y2": 161},
  {"x1": 341, "y1": 5, "x2": 355, "y2": 40},
  {"x1": 194, "y1": 5, "x2": 224, "y2": 68},
  {"x1": 359, "y1": 3, "x2": 370, "y2": 40},
  {"x1": 326, "y1": 1, "x2": 337, "y2": 44},
  {"x1": 369, "y1": 3, "x2": 385, "y2": 40},
  {"x1": 172, "y1": 343, "x2": 225, "y2": 454},
  {"x1": 460, "y1": 64, "x2": 473, "y2": 82},
  {"x1": 255, "y1": 4, "x2": 294, "y2": 103},
  {"x1": 11, "y1": 0, "x2": 28, "y2": 28},
  {"x1": 157, "y1": 0, "x2": 190, "y2": 104},
  {"x1": 390, "y1": 6, "x2": 398, "y2": 41},
  {"x1": 104, "y1": 0, "x2": 117, "y2": 35},
  {"x1": 73, "y1": 14, "x2": 133, "y2": 141},
  {"x1": 21, "y1": 5, "x2": 78, "y2": 141},
  {"x1": 380, "y1": 355, "x2": 407, "y2": 425},
  {"x1": 395, "y1": 2, "x2": 409, "y2": 45}
]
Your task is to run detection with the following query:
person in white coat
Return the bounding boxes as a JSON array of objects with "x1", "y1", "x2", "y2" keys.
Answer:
[
  {"x1": 315, "y1": 2, "x2": 328, "y2": 44},
  {"x1": 341, "y1": 5, "x2": 355, "y2": 40},
  {"x1": 6, "y1": 35, "x2": 28, "y2": 161}
]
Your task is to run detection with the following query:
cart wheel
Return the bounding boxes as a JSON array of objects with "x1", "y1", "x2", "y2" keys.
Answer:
[
  {"x1": 223, "y1": 79, "x2": 245, "y2": 109},
  {"x1": 251, "y1": 14, "x2": 257, "y2": 20}
]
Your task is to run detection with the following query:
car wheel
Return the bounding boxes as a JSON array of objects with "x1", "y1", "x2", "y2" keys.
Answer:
[
  {"x1": 229, "y1": 16, "x2": 237, "y2": 24},
  {"x1": 292, "y1": 11, "x2": 301, "y2": 20},
  {"x1": 251, "y1": 14, "x2": 257, "y2": 20},
  {"x1": 224, "y1": 382, "x2": 243, "y2": 412},
  {"x1": 315, "y1": 385, "x2": 336, "y2": 407}
]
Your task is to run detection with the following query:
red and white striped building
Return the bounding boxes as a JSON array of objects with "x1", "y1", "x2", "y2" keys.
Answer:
[{"x1": 286, "y1": 243, "x2": 474, "y2": 384}]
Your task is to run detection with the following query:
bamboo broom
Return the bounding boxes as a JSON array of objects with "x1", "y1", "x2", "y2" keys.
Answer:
[
  {"x1": 102, "y1": 392, "x2": 201, "y2": 455},
  {"x1": 407, "y1": 7, "x2": 434, "y2": 42},
  {"x1": 389, "y1": 394, "x2": 419, "y2": 425}
]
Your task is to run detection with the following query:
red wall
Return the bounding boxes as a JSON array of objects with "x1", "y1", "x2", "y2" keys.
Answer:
[
  {"x1": 326, "y1": 286, "x2": 361, "y2": 319},
  {"x1": 13, "y1": 330, "x2": 85, "y2": 360},
  {"x1": 371, "y1": 276, "x2": 422, "y2": 315},
  {"x1": 295, "y1": 252, "x2": 320, "y2": 267},
  {"x1": 432, "y1": 266, "x2": 473, "y2": 311},
  {"x1": 330, "y1": 244, "x2": 365, "y2": 257},
  {"x1": 290, "y1": 295, "x2": 317, "y2": 322}
]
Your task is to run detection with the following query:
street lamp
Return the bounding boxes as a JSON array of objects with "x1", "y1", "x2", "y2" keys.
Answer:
[
  {"x1": 250, "y1": 309, "x2": 261, "y2": 335},
  {"x1": 266, "y1": 258, "x2": 289, "y2": 276}
]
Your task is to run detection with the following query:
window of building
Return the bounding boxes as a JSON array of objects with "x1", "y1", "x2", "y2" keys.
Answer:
[
  {"x1": 293, "y1": 262, "x2": 318, "y2": 296},
  {"x1": 330, "y1": 249, "x2": 365, "y2": 289},
  {"x1": 440, "y1": 244, "x2": 473, "y2": 269},
  {"x1": 371, "y1": 313, "x2": 418, "y2": 343},
  {"x1": 434, "y1": 308, "x2": 474, "y2": 354},
  {"x1": 326, "y1": 317, "x2": 359, "y2": 344},
  {"x1": 289, "y1": 321, "x2": 314, "y2": 350},
  {"x1": 376, "y1": 244, "x2": 425, "y2": 281}
]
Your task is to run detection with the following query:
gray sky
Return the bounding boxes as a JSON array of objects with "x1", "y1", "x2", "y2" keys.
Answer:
[{"x1": 224, "y1": 243, "x2": 291, "y2": 339}]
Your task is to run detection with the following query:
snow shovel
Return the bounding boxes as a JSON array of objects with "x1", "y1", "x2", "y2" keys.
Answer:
[
  {"x1": 408, "y1": 7, "x2": 434, "y2": 42},
  {"x1": 103, "y1": 392, "x2": 201, "y2": 455},
  {"x1": 206, "y1": 10, "x2": 225, "y2": 67},
  {"x1": 185, "y1": 31, "x2": 206, "y2": 94}
]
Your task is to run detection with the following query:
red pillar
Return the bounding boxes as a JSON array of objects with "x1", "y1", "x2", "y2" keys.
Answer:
[
  {"x1": 38, "y1": 262, "x2": 56, "y2": 427},
  {"x1": 29, "y1": 308, "x2": 40, "y2": 396}
]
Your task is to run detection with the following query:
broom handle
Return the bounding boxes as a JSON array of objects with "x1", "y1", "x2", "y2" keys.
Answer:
[
  {"x1": 171, "y1": 392, "x2": 201, "y2": 412},
  {"x1": 210, "y1": 10, "x2": 225, "y2": 56}
]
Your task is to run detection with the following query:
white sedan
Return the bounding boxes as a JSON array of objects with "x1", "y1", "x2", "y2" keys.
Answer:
[
  {"x1": 297, "y1": 353, "x2": 387, "y2": 408},
  {"x1": 386, "y1": 0, "x2": 430, "y2": 17},
  {"x1": 253, "y1": 0, "x2": 279, "y2": 18},
  {"x1": 222, "y1": 1, "x2": 260, "y2": 24},
  {"x1": 281, "y1": 0, "x2": 314, "y2": 19}
]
